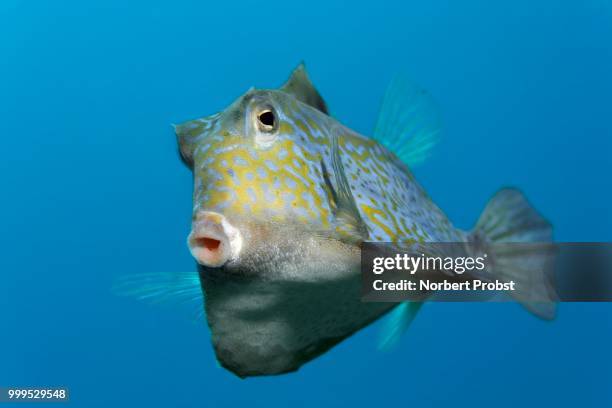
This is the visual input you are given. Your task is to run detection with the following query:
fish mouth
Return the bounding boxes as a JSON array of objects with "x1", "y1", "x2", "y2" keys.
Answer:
[{"x1": 188, "y1": 211, "x2": 243, "y2": 268}]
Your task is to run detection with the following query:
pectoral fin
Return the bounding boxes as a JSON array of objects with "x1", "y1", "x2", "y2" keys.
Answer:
[{"x1": 320, "y1": 127, "x2": 369, "y2": 243}]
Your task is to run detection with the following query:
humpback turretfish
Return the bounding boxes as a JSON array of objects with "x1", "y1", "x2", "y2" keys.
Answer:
[{"x1": 120, "y1": 63, "x2": 556, "y2": 378}]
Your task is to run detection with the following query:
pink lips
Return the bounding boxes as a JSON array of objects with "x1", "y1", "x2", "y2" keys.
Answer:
[{"x1": 188, "y1": 211, "x2": 243, "y2": 267}]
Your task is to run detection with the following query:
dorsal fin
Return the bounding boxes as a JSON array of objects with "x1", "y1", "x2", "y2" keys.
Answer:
[
  {"x1": 373, "y1": 75, "x2": 441, "y2": 167},
  {"x1": 280, "y1": 63, "x2": 329, "y2": 114}
]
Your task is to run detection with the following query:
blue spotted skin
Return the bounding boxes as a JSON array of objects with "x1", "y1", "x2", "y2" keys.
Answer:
[
  {"x1": 177, "y1": 89, "x2": 462, "y2": 245},
  {"x1": 170, "y1": 67, "x2": 555, "y2": 378},
  {"x1": 174, "y1": 69, "x2": 470, "y2": 378}
]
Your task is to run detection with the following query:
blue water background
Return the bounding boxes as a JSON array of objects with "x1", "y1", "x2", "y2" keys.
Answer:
[{"x1": 1, "y1": 0, "x2": 611, "y2": 407}]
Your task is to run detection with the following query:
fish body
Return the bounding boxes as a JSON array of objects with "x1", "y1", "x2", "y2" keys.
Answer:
[
  {"x1": 178, "y1": 85, "x2": 459, "y2": 241},
  {"x1": 174, "y1": 64, "x2": 555, "y2": 377}
]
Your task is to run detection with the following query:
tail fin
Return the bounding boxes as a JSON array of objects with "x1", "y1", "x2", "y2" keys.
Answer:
[{"x1": 471, "y1": 188, "x2": 557, "y2": 319}]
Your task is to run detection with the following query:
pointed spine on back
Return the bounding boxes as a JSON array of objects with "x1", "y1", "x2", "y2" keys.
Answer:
[{"x1": 280, "y1": 62, "x2": 329, "y2": 114}]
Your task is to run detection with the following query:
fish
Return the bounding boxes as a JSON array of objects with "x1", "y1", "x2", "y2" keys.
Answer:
[{"x1": 122, "y1": 63, "x2": 556, "y2": 378}]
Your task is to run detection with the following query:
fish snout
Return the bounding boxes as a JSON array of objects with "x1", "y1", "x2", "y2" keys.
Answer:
[{"x1": 188, "y1": 211, "x2": 243, "y2": 267}]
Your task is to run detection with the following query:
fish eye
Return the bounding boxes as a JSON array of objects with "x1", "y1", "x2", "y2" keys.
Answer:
[{"x1": 257, "y1": 109, "x2": 277, "y2": 132}]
